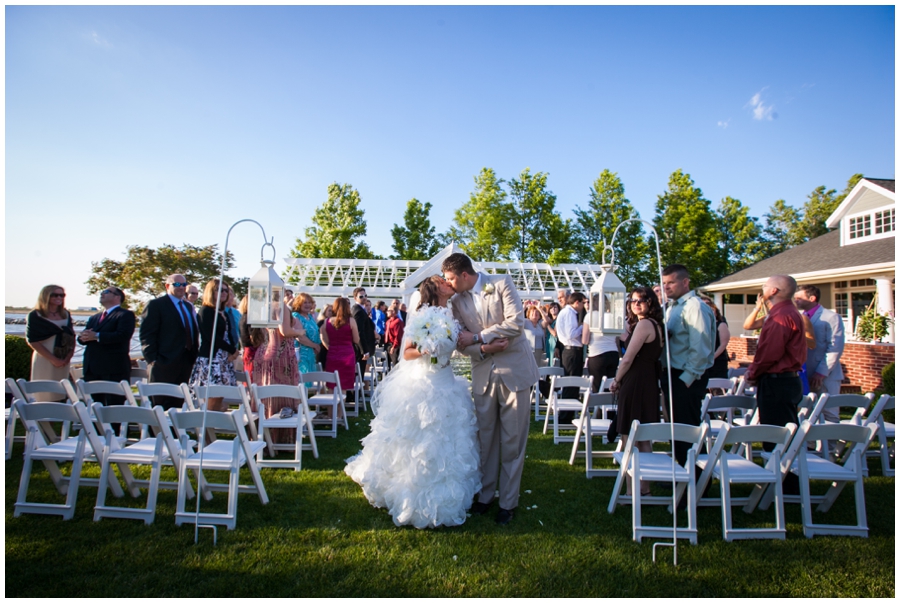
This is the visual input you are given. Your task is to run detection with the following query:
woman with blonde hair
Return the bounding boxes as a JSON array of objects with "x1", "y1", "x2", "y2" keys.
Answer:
[
  {"x1": 190, "y1": 279, "x2": 238, "y2": 412},
  {"x1": 292, "y1": 292, "x2": 322, "y2": 377},
  {"x1": 26, "y1": 285, "x2": 76, "y2": 396}
]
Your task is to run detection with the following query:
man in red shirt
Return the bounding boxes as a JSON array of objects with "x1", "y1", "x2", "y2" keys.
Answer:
[
  {"x1": 384, "y1": 307, "x2": 405, "y2": 369},
  {"x1": 746, "y1": 275, "x2": 808, "y2": 445}
]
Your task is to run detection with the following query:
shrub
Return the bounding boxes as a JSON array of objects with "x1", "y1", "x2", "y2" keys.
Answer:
[
  {"x1": 882, "y1": 362, "x2": 894, "y2": 396},
  {"x1": 5, "y1": 335, "x2": 32, "y2": 381}
]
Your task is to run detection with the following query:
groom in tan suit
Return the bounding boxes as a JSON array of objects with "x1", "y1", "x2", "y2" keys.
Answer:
[{"x1": 442, "y1": 253, "x2": 539, "y2": 525}]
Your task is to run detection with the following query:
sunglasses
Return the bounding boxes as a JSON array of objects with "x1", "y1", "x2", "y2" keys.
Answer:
[
  {"x1": 50, "y1": 292, "x2": 66, "y2": 298},
  {"x1": 169, "y1": 282, "x2": 187, "y2": 288},
  {"x1": 630, "y1": 298, "x2": 650, "y2": 304}
]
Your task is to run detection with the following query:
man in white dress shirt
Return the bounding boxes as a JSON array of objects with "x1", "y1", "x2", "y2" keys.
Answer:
[{"x1": 556, "y1": 292, "x2": 586, "y2": 413}]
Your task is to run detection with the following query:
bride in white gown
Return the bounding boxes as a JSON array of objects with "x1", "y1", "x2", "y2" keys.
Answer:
[{"x1": 345, "y1": 276, "x2": 481, "y2": 528}]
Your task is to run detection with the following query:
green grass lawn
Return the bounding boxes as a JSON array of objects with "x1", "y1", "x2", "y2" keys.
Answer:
[{"x1": 5, "y1": 412, "x2": 895, "y2": 597}]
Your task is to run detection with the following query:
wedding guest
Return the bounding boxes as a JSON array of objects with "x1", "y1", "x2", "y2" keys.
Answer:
[
  {"x1": 557, "y1": 288, "x2": 570, "y2": 310},
  {"x1": 186, "y1": 284, "x2": 200, "y2": 307},
  {"x1": 291, "y1": 292, "x2": 322, "y2": 377},
  {"x1": 223, "y1": 283, "x2": 241, "y2": 353},
  {"x1": 610, "y1": 286, "x2": 664, "y2": 495},
  {"x1": 78, "y1": 285, "x2": 136, "y2": 405},
  {"x1": 384, "y1": 307, "x2": 405, "y2": 369},
  {"x1": 539, "y1": 302, "x2": 561, "y2": 366},
  {"x1": 321, "y1": 297, "x2": 360, "y2": 413},
  {"x1": 524, "y1": 305, "x2": 547, "y2": 367},
  {"x1": 26, "y1": 285, "x2": 76, "y2": 400},
  {"x1": 254, "y1": 295, "x2": 303, "y2": 443},
  {"x1": 190, "y1": 279, "x2": 238, "y2": 413},
  {"x1": 556, "y1": 292, "x2": 587, "y2": 413},
  {"x1": 399, "y1": 303, "x2": 408, "y2": 323},
  {"x1": 316, "y1": 303, "x2": 334, "y2": 368},
  {"x1": 372, "y1": 300, "x2": 387, "y2": 346},
  {"x1": 700, "y1": 296, "x2": 731, "y2": 380},
  {"x1": 582, "y1": 297, "x2": 619, "y2": 393},
  {"x1": 238, "y1": 295, "x2": 267, "y2": 384},
  {"x1": 352, "y1": 288, "x2": 377, "y2": 380}
]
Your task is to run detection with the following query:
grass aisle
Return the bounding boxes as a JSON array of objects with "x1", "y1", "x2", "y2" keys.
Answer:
[{"x1": 5, "y1": 411, "x2": 895, "y2": 597}]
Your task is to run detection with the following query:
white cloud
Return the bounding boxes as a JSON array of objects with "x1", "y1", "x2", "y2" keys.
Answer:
[
  {"x1": 88, "y1": 31, "x2": 112, "y2": 48},
  {"x1": 746, "y1": 88, "x2": 776, "y2": 121},
  {"x1": 717, "y1": 119, "x2": 731, "y2": 129}
]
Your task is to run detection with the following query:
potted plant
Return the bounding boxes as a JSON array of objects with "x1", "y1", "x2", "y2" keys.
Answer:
[{"x1": 855, "y1": 294, "x2": 894, "y2": 342}]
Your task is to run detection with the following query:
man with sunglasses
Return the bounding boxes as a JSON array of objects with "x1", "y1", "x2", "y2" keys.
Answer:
[
  {"x1": 139, "y1": 274, "x2": 200, "y2": 409},
  {"x1": 352, "y1": 287, "x2": 377, "y2": 391},
  {"x1": 78, "y1": 286, "x2": 136, "y2": 404}
]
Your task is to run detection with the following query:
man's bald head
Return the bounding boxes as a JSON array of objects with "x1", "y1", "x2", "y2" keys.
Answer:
[{"x1": 764, "y1": 275, "x2": 797, "y2": 303}]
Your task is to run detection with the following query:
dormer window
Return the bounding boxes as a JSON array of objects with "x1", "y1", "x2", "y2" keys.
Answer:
[
  {"x1": 874, "y1": 208, "x2": 895, "y2": 234},
  {"x1": 849, "y1": 215, "x2": 871, "y2": 239},
  {"x1": 843, "y1": 206, "x2": 895, "y2": 245}
]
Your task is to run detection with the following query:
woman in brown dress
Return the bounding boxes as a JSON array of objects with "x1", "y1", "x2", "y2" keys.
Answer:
[{"x1": 610, "y1": 286, "x2": 664, "y2": 496}]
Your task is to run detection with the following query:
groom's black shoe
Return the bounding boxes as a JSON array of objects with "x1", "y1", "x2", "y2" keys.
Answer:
[
  {"x1": 495, "y1": 508, "x2": 515, "y2": 525},
  {"x1": 471, "y1": 499, "x2": 494, "y2": 515}
]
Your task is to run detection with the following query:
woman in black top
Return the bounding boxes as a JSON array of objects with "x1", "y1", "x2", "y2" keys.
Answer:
[
  {"x1": 190, "y1": 279, "x2": 238, "y2": 412},
  {"x1": 701, "y1": 296, "x2": 731, "y2": 380}
]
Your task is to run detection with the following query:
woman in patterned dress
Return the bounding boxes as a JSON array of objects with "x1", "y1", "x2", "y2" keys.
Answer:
[
  {"x1": 254, "y1": 296, "x2": 303, "y2": 443},
  {"x1": 190, "y1": 279, "x2": 238, "y2": 412}
]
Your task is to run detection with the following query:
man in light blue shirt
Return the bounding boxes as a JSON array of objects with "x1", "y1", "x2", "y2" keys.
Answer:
[{"x1": 661, "y1": 264, "x2": 716, "y2": 466}]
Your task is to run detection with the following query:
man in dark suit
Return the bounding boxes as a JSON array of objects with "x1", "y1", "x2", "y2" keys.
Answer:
[
  {"x1": 139, "y1": 274, "x2": 199, "y2": 409},
  {"x1": 77, "y1": 286, "x2": 136, "y2": 405},
  {"x1": 352, "y1": 288, "x2": 376, "y2": 395}
]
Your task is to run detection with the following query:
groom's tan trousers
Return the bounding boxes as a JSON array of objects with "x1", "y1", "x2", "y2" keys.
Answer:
[{"x1": 474, "y1": 370, "x2": 531, "y2": 511}]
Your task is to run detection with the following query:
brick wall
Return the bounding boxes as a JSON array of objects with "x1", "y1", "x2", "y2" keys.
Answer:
[{"x1": 726, "y1": 336, "x2": 895, "y2": 393}]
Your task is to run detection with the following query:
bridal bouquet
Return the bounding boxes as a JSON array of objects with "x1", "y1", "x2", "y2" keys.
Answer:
[{"x1": 405, "y1": 305, "x2": 459, "y2": 364}]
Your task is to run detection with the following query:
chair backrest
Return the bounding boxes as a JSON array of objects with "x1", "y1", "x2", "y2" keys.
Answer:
[
  {"x1": 251, "y1": 384, "x2": 305, "y2": 413},
  {"x1": 728, "y1": 367, "x2": 748, "y2": 379},
  {"x1": 16, "y1": 399, "x2": 105, "y2": 454},
  {"x1": 801, "y1": 422, "x2": 878, "y2": 455},
  {"x1": 76, "y1": 379, "x2": 138, "y2": 406},
  {"x1": 706, "y1": 378, "x2": 735, "y2": 393},
  {"x1": 130, "y1": 367, "x2": 149, "y2": 385},
  {"x1": 538, "y1": 366, "x2": 564, "y2": 379},
  {"x1": 170, "y1": 408, "x2": 239, "y2": 434},
  {"x1": 93, "y1": 403, "x2": 165, "y2": 436},
  {"x1": 817, "y1": 393, "x2": 875, "y2": 424},
  {"x1": 549, "y1": 375, "x2": 592, "y2": 395},
  {"x1": 584, "y1": 391, "x2": 615, "y2": 412},
  {"x1": 597, "y1": 377, "x2": 616, "y2": 393},
  {"x1": 137, "y1": 360, "x2": 148, "y2": 370},
  {"x1": 136, "y1": 382, "x2": 195, "y2": 409},
  {"x1": 16, "y1": 379, "x2": 79, "y2": 403},
  {"x1": 300, "y1": 371, "x2": 342, "y2": 393},
  {"x1": 194, "y1": 384, "x2": 251, "y2": 406},
  {"x1": 720, "y1": 423, "x2": 796, "y2": 449},
  {"x1": 701, "y1": 394, "x2": 757, "y2": 416},
  {"x1": 6, "y1": 377, "x2": 25, "y2": 400},
  {"x1": 69, "y1": 366, "x2": 84, "y2": 381},
  {"x1": 865, "y1": 394, "x2": 894, "y2": 428},
  {"x1": 234, "y1": 370, "x2": 249, "y2": 386},
  {"x1": 630, "y1": 421, "x2": 707, "y2": 447}
]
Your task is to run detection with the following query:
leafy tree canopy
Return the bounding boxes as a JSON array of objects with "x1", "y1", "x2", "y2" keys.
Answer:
[
  {"x1": 447, "y1": 168, "x2": 516, "y2": 261},
  {"x1": 289, "y1": 182, "x2": 376, "y2": 261},
  {"x1": 508, "y1": 168, "x2": 574, "y2": 264},
  {"x1": 390, "y1": 198, "x2": 443, "y2": 260}
]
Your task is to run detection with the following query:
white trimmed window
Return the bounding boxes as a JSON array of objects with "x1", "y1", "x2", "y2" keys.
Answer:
[
  {"x1": 849, "y1": 215, "x2": 872, "y2": 239},
  {"x1": 874, "y1": 208, "x2": 895, "y2": 234},
  {"x1": 844, "y1": 205, "x2": 895, "y2": 244}
]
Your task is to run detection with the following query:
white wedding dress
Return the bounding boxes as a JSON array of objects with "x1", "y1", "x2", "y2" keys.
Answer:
[{"x1": 345, "y1": 306, "x2": 481, "y2": 529}]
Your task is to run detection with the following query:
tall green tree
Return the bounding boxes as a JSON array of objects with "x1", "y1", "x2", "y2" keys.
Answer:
[
  {"x1": 507, "y1": 168, "x2": 574, "y2": 263},
  {"x1": 86, "y1": 244, "x2": 244, "y2": 311},
  {"x1": 652, "y1": 169, "x2": 725, "y2": 285},
  {"x1": 390, "y1": 198, "x2": 443, "y2": 260},
  {"x1": 573, "y1": 169, "x2": 652, "y2": 288},
  {"x1": 716, "y1": 196, "x2": 764, "y2": 274},
  {"x1": 289, "y1": 183, "x2": 375, "y2": 260},
  {"x1": 795, "y1": 173, "x2": 864, "y2": 242},
  {"x1": 447, "y1": 168, "x2": 516, "y2": 261},
  {"x1": 761, "y1": 198, "x2": 804, "y2": 256}
]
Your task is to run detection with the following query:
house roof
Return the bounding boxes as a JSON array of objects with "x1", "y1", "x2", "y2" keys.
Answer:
[
  {"x1": 704, "y1": 229, "x2": 895, "y2": 290},
  {"x1": 826, "y1": 177, "x2": 895, "y2": 228}
]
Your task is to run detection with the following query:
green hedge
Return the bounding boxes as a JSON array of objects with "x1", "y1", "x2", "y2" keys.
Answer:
[
  {"x1": 882, "y1": 362, "x2": 894, "y2": 396},
  {"x1": 5, "y1": 335, "x2": 32, "y2": 381}
]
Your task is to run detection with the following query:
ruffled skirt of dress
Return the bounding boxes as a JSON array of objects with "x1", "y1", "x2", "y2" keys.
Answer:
[{"x1": 345, "y1": 358, "x2": 481, "y2": 529}]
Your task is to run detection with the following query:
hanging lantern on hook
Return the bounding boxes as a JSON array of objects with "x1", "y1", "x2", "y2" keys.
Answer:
[
  {"x1": 247, "y1": 259, "x2": 285, "y2": 328},
  {"x1": 589, "y1": 264, "x2": 627, "y2": 336}
]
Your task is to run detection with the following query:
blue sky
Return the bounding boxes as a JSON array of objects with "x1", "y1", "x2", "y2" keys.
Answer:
[{"x1": 5, "y1": 5, "x2": 895, "y2": 308}]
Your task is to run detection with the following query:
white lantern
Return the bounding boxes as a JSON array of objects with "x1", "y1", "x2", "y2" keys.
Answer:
[
  {"x1": 247, "y1": 260, "x2": 284, "y2": 327},
  {"x1": 589, "y1": 265, "x2": 627, "y2": 335}
]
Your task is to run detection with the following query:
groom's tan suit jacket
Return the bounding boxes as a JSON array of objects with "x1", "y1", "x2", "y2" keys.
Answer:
[{"x1": 452, "y1": 273, "x2": 539, "y2": 394}]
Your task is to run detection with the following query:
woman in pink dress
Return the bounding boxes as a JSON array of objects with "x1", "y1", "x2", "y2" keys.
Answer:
[
  {"x1": 320, "y1": 297, "x2": 360, "y2": 399},
  {"x1": 254, "y1": 299, "x2": 303, "y2": 443}
]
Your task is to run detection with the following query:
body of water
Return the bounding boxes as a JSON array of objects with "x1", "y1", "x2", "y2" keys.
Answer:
[{"x1": 6, "y1": 312, "x2": 143, "y2": 365}]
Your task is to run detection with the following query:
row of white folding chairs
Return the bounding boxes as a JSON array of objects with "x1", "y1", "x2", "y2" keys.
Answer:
[
  {"x1": 12, "y1": 398, "x2": 267, "y2": 529},
  {"x1": 606, "y1": 418, "x2": 878, "y2": 543}
]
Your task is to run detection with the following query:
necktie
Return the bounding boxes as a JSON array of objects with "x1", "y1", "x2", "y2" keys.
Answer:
[
  {"x1": 179, "y1": 301, "x2": 194, "y2": 349},
  {"x1": 98, "y1": 310, "x2": 108, "y2": 325}
]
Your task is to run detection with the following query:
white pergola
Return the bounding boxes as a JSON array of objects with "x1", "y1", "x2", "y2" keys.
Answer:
[{"x1": 282, "y1": 243, "x2": 606, "y2": 305}]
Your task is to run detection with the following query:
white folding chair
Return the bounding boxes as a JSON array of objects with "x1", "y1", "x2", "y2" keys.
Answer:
[
  {"x1": 130, "y1": 367, "x2": 149, "y2": 385},
  {"x1": 136, "y1": 382, "x2": 197, "y2": 411},
  {"x1": 92, "y1": 403, "x2": 200, "y2": 524},
  {"x1": 302, "y1": 371, "x2": 348, "y2": 438},
  {"x1": 372, "y1": 349, "x2": 389, "y2": 383},
  {"x1": 866, "y1": 394, "x2": 894, "y2": 477},
  {"x1": 233, "y1": 370, "x2": 250, "y2": 388},
  {"x1": 533, "y1": 366, "x2": 564, "y2": 422},
  {"x1": 69, "y1": 366, "x2": 84, "y2": 381},
  {"x1": 349, "y1": 362, "x2": 372, "y2": 417},
  {"x1": 793, "y1": 421, "x2": 878, "y2": 538},
  {"x1": 809, "y1": 393, "x2": 874, "y2": 458},
  {"x1": 706, "y1": 377, "x2": 735, "y2": 395},
  {"x1": 194, "y1": 384, "x2": 259, "y2": 442},
  {"x1": 251, "y1": 383, "x2": 317, "y2": 470},
  {"x1": 695, "y1": 423, "x2": 796, "y2": 541},
  {"x1": 607, "y1": 421, "x2": 708, "y2": 545},
  {"x1": 728, "y1": 367, "x2": 748, "y2": 379},
  {"x1": 13, "y1": 400, "x2": 124, "y2": 520},
  {"x1": 16, "y1": 378, "x2": 81, "y2": 440},
  {"x1": 543, "y1": 375, "x2": 592, "y2": 444},
  {"x1": 6, "y1": 378, "x2": 26, "y2": 459},
  {"x1": 170, "y1": 409, "x2": 269, "y2": 530},
  {"x1": 700, "y1": 394, "x2": 757, "y2": 449},
  {"x1": 568, "y1": 391, "x2": 620, "y2": 477},
  {"x1": 137, "y1": 360, "x2": 148, "y2": 370}
]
